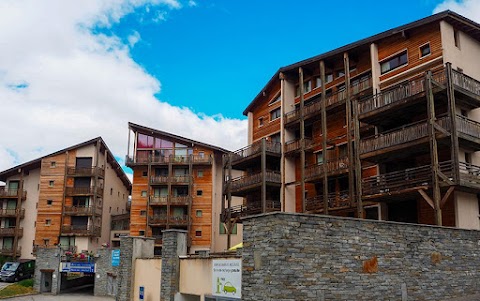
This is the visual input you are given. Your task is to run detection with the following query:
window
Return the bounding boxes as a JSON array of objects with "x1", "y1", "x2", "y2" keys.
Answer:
[
  {"x1": 47, "y1": 200, "x2": 53, "y2": 206},
  {"x1": 196, "y1": 210, "x2": 202, "y2": 217},
  {"x1": 316, "y1": 153, "x2": 324, "y2": 164},
  {"x1": 196, "y1": 190, "x2": 203, "y2": 196},
  {"x1": 198, "y1": 151, "x2": 205, "y2": 158},
  {"x1": 141, "y1": 191, "x2": 147, "y2": 197},
  {"x1": 303, "y1": 81, "x2": 312, "y2": 93},
  {"x1": 220, "y1": 223, "x2": 238, "y2": 234},
  {"x1": 336, "y1": 70, "x2": 345, "y2": 77},
  {"x1": 50, "y1": 161, "x2": 56, "y2": 168},
  {"x1": 420, "y1": 43, "x2": 431, "y2": 58},
  {"x1": 139, "y1": 230, "x2": 145, "y2": 236},
  {"x1": 454, "y1": 29, "x2": 460, "y2": 48},
  {"x1": 380, "y1": 50, "x2": 408, "y2": 74},
  {"x1": 140, "y1": 210, "x2": 147, "y2": 216},
  {"x1": 43, "y1": 239, "x2": 50, "y2": 246},
  {"x1": 258, "y1": 117, "x2": 264, "y2": 127},
  {"x1": 295, "y1": 85, "x2": 300, "y2": 97},
  {"x1": 195, "y1": 230, "x2": 202, "y2": 237},
  {"x1": 45, "y1": 219, "x2": 51, "y2": 226},
  {"x1": 270, "y1": 107, "x2": 281, "y2": 121},
  {"x1": 315, "y1": 74, "x2": 333, "y2": 87},
  {"x1": 49, "y1": 181, "x2": 54, "y2": 187},
  {"x1": 197, "y1": 170, "x2": 204, "y2": 178},
  {"x1": 269, "y1": 94, "x2": 281, "y2": 105}
]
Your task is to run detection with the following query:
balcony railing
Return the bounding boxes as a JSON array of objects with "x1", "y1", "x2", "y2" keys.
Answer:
[
  {"x1": 0, "y1": 247, "x2": 21, "y2": 257},
  {"x1": 126, "y1": 154, "x2": 213, "y2": 165},
  {"x1": 458, "y1": 161, "x2": 480, "y2": 187},
  {"x1": 0, "y1": 188, "x2": 26, "y2": 199},
  {"x1": 149, "y1": 196, "x2": 191, "y2": 205},
  {"x1": 305, "y1": 190, "x2": 350, "y2": 212},
  {"x1": 61, "y1": 225, "x2": 101, "y2": 236},
  {"x1": 0, "y1": 227, "x2": 23, "y2": 237},
  {"x1": 351, "y1": 76, "x2": 372, "y2": 95},
  {"x1": 362, "y1": 161, "x2": 455, "y2": 196},
  {"x1": 305, "y1": 157, "x2": 349, "y2": 181},
  {"x1": 65, "y1": 186, "x2": 103, "y2": 196},
  {"x1": 456, "y1": 115, "x2": 480, "y2": 140},
  {"x1": 150, "y1": 175, "x2": 192, "y2": 185},
  {"x1": 359, "y1": 117, "x2": 449, "y2": 155},
  {"x1": 452, "y1": 69, "x2": 480, "y2": 96},
  {"x1": 223, "y1": 200, "x2": 281, "y2": 219},
  {"x1": 230, "y1": 140, "x2": 281, "y2": 165},
  {"x1": 64, "y1": 206, "x2": 99, "y2": 215},
  {"x1": 67, "y1": 167, "x2": 105, "y2": 178},
  {"x1": 153, "y1": 236, "x2": 163, "y2": 245},
  {"x1": 284, "y1": 138, "x2": 313, "y2": 154},
  {"x1": 150, "y1": 196, "x2": 168, "y2": 205},
  {"x1": 149, "y1": 215, "x2": 168, "y2": 224},
  {"x1": 148, "y1": 215, "x2": 189, "y2": 225},
  {"x1": 284, "y1": 109, "x2": 301, "y2": 124},
  {"x1": 230, "y1": 171, "x2": 281, "y2": 192},
  {"x1": 0, "y1": 209, "x2": 25, "y2": 218}
]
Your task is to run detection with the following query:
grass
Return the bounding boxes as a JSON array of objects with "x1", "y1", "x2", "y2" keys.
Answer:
[{"x1": 0, "y1": 279, "x2": 35, "y2": 298}]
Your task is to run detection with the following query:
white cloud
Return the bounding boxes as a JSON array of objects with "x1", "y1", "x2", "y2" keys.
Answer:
[
  {"x1": 127, "y1": 31, "x2": 141, "y2": 47},
  {"x1": 188, "y1": 0, "x2": 198, "y2": 7},
  {"x1": 434, "y1": 0, "x2": 480, "y2": 22},
  {"x1": 0, "y1": 0, "x2": 248, "y2": 174}
]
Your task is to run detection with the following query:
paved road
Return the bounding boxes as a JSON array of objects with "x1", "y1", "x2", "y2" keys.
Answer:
[{"x1": 5, "y1": 292, "x2": 113, "y2": 301}]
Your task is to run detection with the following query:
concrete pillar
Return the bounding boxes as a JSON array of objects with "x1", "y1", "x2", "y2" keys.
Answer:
[
  {"x1": 33, "y1": 247, "x2": 62, "y2": 294},
  {"x1": 160, "y1": 229, "x2": 188, "y2": 301}
]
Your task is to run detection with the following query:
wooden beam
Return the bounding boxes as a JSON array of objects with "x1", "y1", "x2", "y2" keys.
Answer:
[
  {"x1": 441, "y1": 186, "x2": 455, "y2": 208},
  {"x1": 299, "y1": 67, "x2": 306, "y2": 212},
  {"x1": 433, "y1": 123, "x2": 451, "y2": 136},
  {"x1": 261, "y1": 138, "x2": 267, "y2": 213},
  {"x1": 438, "y1": 171, "x2": 454, "y2": 185},
  {"x1": 418, "y1": 189, "x2": 435, "y2": 209},
  {"x1": 446, "y1": 63, "x2": 461, "y2": 183},
  {"x1": 344, "y1": 53, "x2": 355, "y2": 210},
  {"x1": 280, "y1": 72, "x2": 286, "y2": 213},
  {"x1": 320, "y1": 61, "x2": 329, "y2": 215}
]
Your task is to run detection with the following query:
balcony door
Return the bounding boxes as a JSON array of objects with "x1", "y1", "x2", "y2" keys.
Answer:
[
  {"x1": 7, "y1": 181, "x2": 19, "y2": 193},
  {"x1": 2, "y1": 237, "x2": 13, "y2": 251}
]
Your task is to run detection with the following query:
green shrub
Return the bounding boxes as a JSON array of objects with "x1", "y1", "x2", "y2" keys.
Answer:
[{"x1": 17, "y1": 279, "x2": 33, "y2": 287}]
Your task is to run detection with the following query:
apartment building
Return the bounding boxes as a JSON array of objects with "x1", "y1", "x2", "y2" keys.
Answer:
[
  {"x1": 0, "y1": 137, "x2": 131, "y2": 259},
  {"x1": 223, "y1": 10, "x2": 480, "y2": 231},
  {"x1": 126, "y1": 123, "x2": 242, "y2": 255}
]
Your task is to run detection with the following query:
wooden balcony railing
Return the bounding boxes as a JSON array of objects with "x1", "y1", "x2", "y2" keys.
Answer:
[
  {"x1": 284, "y1": 138, "x2": 312, "y2": 154},
  {"x1": 458, "y1": 161, "x2": 480, "y2": 187},
  {"x1": 0, "y1": 209, "x2": 25, "y2": 218},
  {"x1": 362, "y1": 161, "x2": 456, "y2": 196},
  {"x1": 305, "y1": 157, "x2": 349, "y2": 181},
  {"x1": 0, "y1": 227, "x2": 23, "y2": 237},
  {"x1": 149, "y1": 196, "x2": 168, "y2": 205},
  {"x1": 149, "y1": 215, "x2": 168, "y2": 224},
  {"x1": 150, "y1": 176, "x2": 192, "y2": 185},
  {"x1": 148, "y1": 215, "x2": 189, "y2": 225},
  {"x1": 456, "y1": 115, "x2": 480, "y2": 140},
  {"x1": 0, "y1": 188, "x2": 26, "y2": 199},
  {"x1": 230, "y1": 171, "x2": 281, "y2": 192},
  {"x1": 0, "y1": 247, "x2": 21, "y2": 257},
  {"x1": 351, "y1": 76, "x2": 372, "y2": 95},
  {"x1": 61, "y1": 225, "x2": 101, "y2": 236},
  {"x1": 149, "y1": 196, "x2": 191, "y2": 205},
  {"x1": 64, "y1": 206, "x2": 100, "y2": 215},
  {"x1": 452, "y1": 69, "x2": 480, "y2": 96},
  {"x1": 67, "y1": 167, "x2": 105, "y2": 178},
  {"x1": 65, "y1": 186, "x2": 103, "y2": 196},
  {"x1": 305, "y1": 190, "x2": 350, "y2": 211},
  {"x1": 223, "y1": 200, "x2": 281, "y2": 219},
  {"x1": 230, "y1": 140, "x2": 281, "y2": 165},
  {"x1": 126, "y1": 154, "x2": 213, "y2": 165}
]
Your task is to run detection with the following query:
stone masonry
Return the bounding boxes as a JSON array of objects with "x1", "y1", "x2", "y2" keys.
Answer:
[
  {"x1": 242, "y1": 212, "x2": 480, "y2": 301},
  {"x1": 94, "y1": 248, "x2": 118, "y2": 296},
  {"x1": 33, "y1": 247, "x2": 61, "y2": 294},
  {"x1": 161, "y1": 229, "x2": 187, "y2": 301}
]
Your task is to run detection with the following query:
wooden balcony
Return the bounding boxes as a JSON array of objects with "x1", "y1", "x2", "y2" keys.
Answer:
[
  {"x1": 153, "y1": 236, "x2": 163, "y2": 245},
  {"x1": 61, "y1": 225, "x2": 101, "y2": 236},
  {"x1": 0, "y1": 227, "x2": 23, "y2": 237},
  {"x1": 0, "y1": 247, "x2": 21, "y2": 257},
  {"x1": 65, "y1": 186, "x2": 103, "y2": 197},
  {"x1": 451, "y1": 69, "x2": 480, "y2": 103},
  {"x1": 284, "y1": 138, "x2": 313, "y2": 156},
  {"x1": 358, "y1": 70, "x2": 446, "y2": 119},
  {"x1": 305, "y1": 157, "x2": 349, "y2": 182},
  {"x1": 148, "y1": 215, "x2": 189, "y2": 226},
  {"x1": 63, "y1": 206, "x2": 101, "y2": 216},
  {"x1": 229, "y1": 171, "x2": 281, "y2": 195},
  {"x1": 0, "y1": 209, "x2": 25, "y2": 218},
  {"x1": 359, "y1": 117, "x2": 450, "y2": 159},
  {"x1": 222, "y1": 200, "x2": 281, "y2": 221},
  {"x1": 126, "y1": 154, "x2": 213, "y2": 166},
  {"x1": 150, "y1": 175, "x2": 192, "y2": 185},
  {"x1": 67, "y1": 167, "x2": 105, "y2": 178},
  {"x1": 456, "y1": 115, "x2": 480, "y2": 147},
  {"x1": 305, "y1": 190, "x2": 350, "y2": 212},
  {"x1": 0, "y1": 188, "x2": 26, "y2": 200},
  {"x1": 230, "y1": 140, "x2": 281, "y2": 168},
  {"x1": 149, "y1": 215, "x2": 168, "y2": 225},
  {"x1": 149, "y1": 196, "x2": 191, "y2": 206}
]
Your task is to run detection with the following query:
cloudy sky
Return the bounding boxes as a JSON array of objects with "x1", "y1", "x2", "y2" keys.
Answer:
[{"x1": 0, "y1": 0, "x2": 479, "y2": 180}]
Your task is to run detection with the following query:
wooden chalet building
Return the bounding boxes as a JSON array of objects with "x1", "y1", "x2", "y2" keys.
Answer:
[
  {"x1": 0, "y1": 137, "x2": 131, "y2": 259},
  {"x1": 223, "y1": 10, "x2": 480, "y2": 235},
  {"x1": 126, "y1": 123, "x2": 242, "y2": 255}
]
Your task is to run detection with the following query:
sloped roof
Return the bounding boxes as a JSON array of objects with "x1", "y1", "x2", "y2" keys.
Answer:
[{"x1": 243, "y1": 10, "x2": 480, "y2": 115}]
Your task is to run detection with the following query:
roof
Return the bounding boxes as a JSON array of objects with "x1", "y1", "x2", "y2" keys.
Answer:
[
  {"x1": 243, "y1": 10, "x2": 480, "y2": 115},
  {"x1": 0, "y1": 137, "x2": 132, "y2": 189},
  {"x1": 128, "y1": 122, "x2": 230, "y2": 153}
]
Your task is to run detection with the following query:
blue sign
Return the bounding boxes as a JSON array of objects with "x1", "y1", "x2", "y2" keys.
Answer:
[
  {"x1": 139, "y1": 286, "x2": 145, "y2": 300},
  {"x1": 61, "y1": 262, "x2": 95, "y2": 273},
  {"x1": 112, "y1": 249, "x2": 120, "y2": 267}
]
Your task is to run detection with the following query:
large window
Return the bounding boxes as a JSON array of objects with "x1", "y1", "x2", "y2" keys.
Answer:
[
  {"x1": 380, "y1": 50, "x2": 408, "y2": 74},
  {"x1": 270, "y1": 107, "x2": 281, "y2": 121}
]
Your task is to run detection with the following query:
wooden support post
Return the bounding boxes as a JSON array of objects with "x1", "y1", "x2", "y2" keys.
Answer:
[
  {"x1": 188, "y1": 154, "x2": 193, "y2": 245},
  {"x1": 167, "y1": 159, "x2": 172, "y2": 229},
  {"x1": 353, "y1": 96, "x2": 363, "y2": 218},
  {"x1": 227, "y1": 154, "x2": 233, "y2": 250},
  {"x1": 344, "y1": 53, "x2": 355, "y2": 210},
  {"x1": 93, "y1": 140, "x2": 101, "y2": 232},
  {"x1": 261, "y1": 138, "x2": 267, "y2": 213},
  {"x1": 320, "y1": 61, "x2": 329, "y2": 214},
  {"x1": 127, "y1": 126, "x2": 131, "y2": 161},
  {"x1": 299, "y1": 67, "x2": 306, "y2": 212},
  {"x1": 426, "y1": 71, "x2": 442, "y2": 226},
  {"x1": 446, "y1": 62, "x2": 460, "y2": 183},
  {"x1": 280, "y1": 72, "x2": 286, "y2": 212}
]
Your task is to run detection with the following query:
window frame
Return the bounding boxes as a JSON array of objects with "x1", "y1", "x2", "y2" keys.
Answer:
[
  {"x1": 380, "y1": 49, "x2": 408, "y2": 75},
  {"x1": 419, "y1": 42, "x2": 431, "y2": 59},
  {"x1": 269, "y1": 107, "x2": 281, "y2": 122}
]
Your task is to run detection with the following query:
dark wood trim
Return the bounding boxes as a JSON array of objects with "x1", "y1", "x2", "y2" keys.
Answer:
[
  {"x1": 299, "y1": 67, "x2": 306, "y2": 212},
  {"x1": 320, "y1": 61, "x2": 329, "y2": 215}
]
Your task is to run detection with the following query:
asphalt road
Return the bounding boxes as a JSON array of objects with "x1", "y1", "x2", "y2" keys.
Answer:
[{"x1": 5, "y1": 292, "x2": 113, "y2": 301}]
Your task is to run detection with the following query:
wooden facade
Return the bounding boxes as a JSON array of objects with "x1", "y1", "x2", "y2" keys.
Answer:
[
  {"x1": 224, "y1": 11, "x2": 480, "y2": 231},
  {"x1": 126, "y1": 122, "x2": 227, "y2": 254}
]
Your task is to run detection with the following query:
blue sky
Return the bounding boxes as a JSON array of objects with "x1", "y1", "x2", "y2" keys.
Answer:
[
  {"x1": 107, "y1": 0, "x2": 447, "y2": 119},
  {"x1": 0, "y1": 0, "x2": 478, "y2": 180}
]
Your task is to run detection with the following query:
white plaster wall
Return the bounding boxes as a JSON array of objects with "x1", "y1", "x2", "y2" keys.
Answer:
[
  {"x1": 133, "y1": 258, "x2": 162, "y2": 301},
  {"x1": 247, "y1": 112, "x2": 253, "y2": 145},
  {"x1": 283, "y1": 78, "x2": 297, "y2": 213},
  {"x1": 370, "y1": 43, "x2": 380, "y2": 93},
  {"x1": 179, "y1": 258, "x2": 213, "y2": 297},
  {"x1": 75, "y1": 237, "x2": 90, "y2": 252},
  {"x1": 455, "y1": 191, "x2": 480, "y2": 230}
]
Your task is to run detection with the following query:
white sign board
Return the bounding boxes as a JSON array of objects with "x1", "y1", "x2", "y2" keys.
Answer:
[{"x1": 212, "y1": 259, "x2": 242, "y2": 298}]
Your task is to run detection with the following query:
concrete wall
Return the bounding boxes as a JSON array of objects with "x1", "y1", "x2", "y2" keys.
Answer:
[
  {"x1": 134, "y1": 258, "x2": 162, "y2": 301},
  {"x1": 179, "y1": 258, "x2": 212, "y2": 298},
  {"x1": 455, "y1": 191, "x2": 480, "y2": 230},
  {"x1": 242, "y1": 212, "x2": 480, "y2": 301}
]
